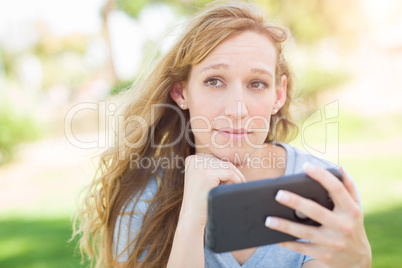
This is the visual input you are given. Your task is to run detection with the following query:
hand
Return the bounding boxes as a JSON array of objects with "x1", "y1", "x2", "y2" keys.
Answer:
[
  {"x1": 179, "y1": 154, "x2": 246, "y2": 227},
  {"x1": 265, "y1": 163, "x2": 372, "y2": 268}
]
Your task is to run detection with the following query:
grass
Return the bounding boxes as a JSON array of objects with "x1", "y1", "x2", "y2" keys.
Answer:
[
  {"x1": 0, "y1": 109, "x2": 401, "y2": 267},
  {"x1": 291, "y1": 108, "x2": 402, "y2": 267},
  {"x1": 341, "y1": 155, "x2": 402, "y2": 214},
  {"x1": 0, "y1": 218, "x2": 88, "y2": 268},
  {"x1": 365, "y1": 206, "x2": 402, "y2": 268},
  {"x1": 0, "y1": 209, "x2": 401, "y2": 267}
]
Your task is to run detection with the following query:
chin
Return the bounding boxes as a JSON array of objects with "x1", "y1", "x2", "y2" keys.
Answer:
[
  {"x1": 211, "y1": 147, "x2": 251, "y2": 165},
  {"x1": 193, "y1": 135, "x2": 265, "y2": 164}
]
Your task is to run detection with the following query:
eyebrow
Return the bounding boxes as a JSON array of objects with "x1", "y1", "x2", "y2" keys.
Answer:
[
  {"x1": 201, "y1": 63, "x2": 229, "y2": 73},
  {"x1": 201, "y1": 63, "x2": 273, "y2": 78},
  {"x1": 250, "y1": 68, "x2": 273, "y2": 78}
]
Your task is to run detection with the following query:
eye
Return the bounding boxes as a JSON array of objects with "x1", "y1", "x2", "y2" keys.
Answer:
[
  {"x1": 249, "y1": 81, "x2": 269, "y2": 91},
  {"x1": 203, "y1": 78, "x2": 225, "y2": 88}
]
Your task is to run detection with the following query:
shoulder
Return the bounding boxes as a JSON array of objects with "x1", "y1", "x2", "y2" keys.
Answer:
[
  {"x1": 113, "y1": 175, "x2": 159, "y2": 261},
  {"x1": 276, "y1": 142, "x2": 337, "y2": 174},
  {"x1": 123, "y1": 176, "x2": 159, "y2": 213},
  {"x1": 115, "y1": 175, "x2": 159, "y2": 232}
]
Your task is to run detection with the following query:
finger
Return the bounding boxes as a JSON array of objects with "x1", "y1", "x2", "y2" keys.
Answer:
[
  {"x1": 216, "y1": 168, "x2": 243, "y2": 185},
  {"x1": 185, "y1": 154, "x2": 211, "y2": 169},
  {"x1": 231, "y1": 164, "x2": 247, "y2": 183},
  {"x1": 198, "y1": 155, "x2": 246, "y2": 183},
  {"x1": 273, "y1": 190, "x2": 339, "y2": 228},
  {"x1": 339, "y1": 166, "x2": 360, "y2": 205},
  {"x1": 195, "y1": 153, "x2": 215, "y2": 157},
  {"x1": 278, "y1": 241, "x2": 323, "y2": 261},
  {"x1": 303, "y1": 163, "x2": 354, "y2": 210},
  {"x1": 265, "y1": 216, "x2": 329, "y2": 246}
]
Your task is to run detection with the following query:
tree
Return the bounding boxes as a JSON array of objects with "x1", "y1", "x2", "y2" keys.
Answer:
[{"x1": 101, "y1": 0, "x2": 118, "y2": 82}]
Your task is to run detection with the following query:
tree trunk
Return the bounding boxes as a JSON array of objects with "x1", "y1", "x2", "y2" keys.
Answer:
[{"x1": 102, "y1": 0, "x2": 118, "y2": 83}]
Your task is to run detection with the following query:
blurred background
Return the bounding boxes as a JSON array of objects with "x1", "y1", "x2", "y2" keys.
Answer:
[{"x1": 0, "y1": 0, "x2": 401, "y2": 267}]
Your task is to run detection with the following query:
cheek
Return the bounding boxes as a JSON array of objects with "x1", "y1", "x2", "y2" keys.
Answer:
[
  {"x1": 187, "y1": 91, "x2": 219, "y2": 118},
  {"x1": 189, "y1": 114, "x2": 212, "y2": 132},
  {"x1": 246, "y1": 101, "x2": 274, "y2": 131},
  {"x1": 250, "y1": 99, "x2": 274, "y2": 117},
  {"x1": 187, "y1": 103, "x2": 216, "y2": 135}
]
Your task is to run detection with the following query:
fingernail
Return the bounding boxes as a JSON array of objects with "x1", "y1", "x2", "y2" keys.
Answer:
[
  {"x1": 265, "y1": 216, "x2": 279, "y2": 228},
  {"x1": 275, "y1": 190, "x2": 288, "y2": 202},
  {"x1": 303, "y1": 162, "x2": 315, "y2": 173}
]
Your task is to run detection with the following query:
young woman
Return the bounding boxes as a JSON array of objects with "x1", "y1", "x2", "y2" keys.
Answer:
[{"x1": 75, "y1": 1, "x2": 372, "y2": 267}]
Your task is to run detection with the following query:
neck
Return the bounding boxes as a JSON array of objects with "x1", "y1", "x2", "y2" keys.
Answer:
[{"x1": 236, "y1": 143, "x2": 287, "y2": 181}]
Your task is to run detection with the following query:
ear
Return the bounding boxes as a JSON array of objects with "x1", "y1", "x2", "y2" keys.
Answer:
[
  {"x1": 170, "y1": 82, "x2": 187, "y2": 109},
  {"x1": 273, "y1": 75, "x2": 287, "y2": 113}
]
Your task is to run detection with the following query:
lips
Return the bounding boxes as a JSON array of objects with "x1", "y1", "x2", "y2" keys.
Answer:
[
  {"x1": 217, "y1": 128, "x2": 251, "y2": 134},
  {"x1": 216, "y1": 128, "x2": 251, "y2": 140}
]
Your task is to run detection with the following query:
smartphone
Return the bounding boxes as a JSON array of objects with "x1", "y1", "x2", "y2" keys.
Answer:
[{"x1": 205, "y1": 168, "x2": 343, "y2": 253}]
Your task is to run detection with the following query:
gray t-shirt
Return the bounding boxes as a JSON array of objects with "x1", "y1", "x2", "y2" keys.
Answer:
[{"x1": 113, "y1": 143, "x2": 337, "y2": 267}]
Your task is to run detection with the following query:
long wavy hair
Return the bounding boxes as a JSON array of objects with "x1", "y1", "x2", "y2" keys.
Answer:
[{"x1": 73, "y1": 1, "x2": 298, "y2": 267}]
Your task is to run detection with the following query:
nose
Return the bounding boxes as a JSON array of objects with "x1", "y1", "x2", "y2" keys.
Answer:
[{"x1": 224, "y1": 86, "x2": 249, "y2": 119}]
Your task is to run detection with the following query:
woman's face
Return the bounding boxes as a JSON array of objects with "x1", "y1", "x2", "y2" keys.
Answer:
[{"x1": 172, "y1": 31, "x2": 286, "y2": 165}]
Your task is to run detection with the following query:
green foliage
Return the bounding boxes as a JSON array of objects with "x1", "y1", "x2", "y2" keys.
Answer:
[
  {"x1": 110, "y1": 80, "x2": 133, "y2": 95},
  {"x1": 114, "y1": 0, "x2": 355, "y2": 45},
  {"x1": 116, "y1": 0, "x2": 212, "y2": 18},
  {"x1": 260, "y1": 0, "x2": 360, "y2": 45},
  {"x1": 33, "y1": 35, "x2": 88, "y2": 57},
  {"x1": 262, "y1": 0, "x2": 330, "y2": 44},
  {"x1": 0, "y1": 104, "x2": 43, "y2": 164},
  {"x1": 298, "y1": 66, "x2": 353, "y2": 97},
  {"x1": 338, "y1": 111, "x2": 402, "y2": 144},
  {"x1": 116, "y1": 0, "x2": 151, "y2": 18},
  {"x1": 114, "y1": 0, "x2": 354, "y2": 98},
  {"x1": 1, "y1": 48, "x2": 11, "y2": 77}
]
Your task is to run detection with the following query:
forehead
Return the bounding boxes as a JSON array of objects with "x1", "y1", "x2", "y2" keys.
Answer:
[{"x1": 194, "y1": 31, "x2": 277, "y2": 72}]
